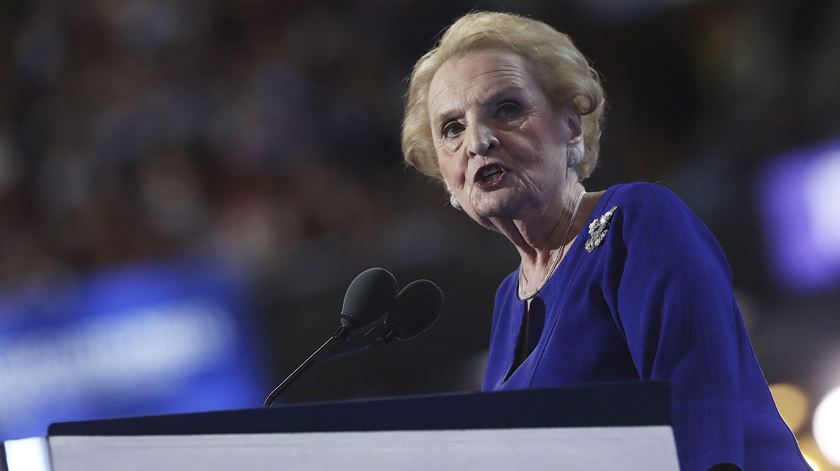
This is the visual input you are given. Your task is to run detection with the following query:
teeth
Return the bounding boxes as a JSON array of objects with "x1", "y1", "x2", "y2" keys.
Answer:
[{"x1": 479, "y1": 166, "x2": 502, "y2": 180}]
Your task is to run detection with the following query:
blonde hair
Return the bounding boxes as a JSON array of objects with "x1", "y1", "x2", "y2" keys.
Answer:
[{"x1": 401, "y1": 11, "x2": 606, "y2": 181}]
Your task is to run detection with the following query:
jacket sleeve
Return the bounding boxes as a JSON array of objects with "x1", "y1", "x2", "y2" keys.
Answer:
[{"x1": 601, "y1": 183, "x2": 746, "y2": 471}]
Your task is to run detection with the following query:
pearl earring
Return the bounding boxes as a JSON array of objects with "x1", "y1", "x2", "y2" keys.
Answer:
[
  {"x1": 567, "y1": 147, "x2": 582, "y2": 167},
  {"x1": 449, "y1": 194, "x2": 463, "y2": 211}
]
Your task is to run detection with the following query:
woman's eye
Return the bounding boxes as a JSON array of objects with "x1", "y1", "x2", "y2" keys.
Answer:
[
  {"x1": 496, "y1": 102, "x2": 521, "y2": 118},
  {"x1": 442, "y1": 121, "x2": 464, "y2": 138}
]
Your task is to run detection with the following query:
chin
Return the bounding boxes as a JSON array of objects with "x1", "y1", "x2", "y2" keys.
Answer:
[{"x1": 470, "y1": 191, "x2": 523, "y2": 220}]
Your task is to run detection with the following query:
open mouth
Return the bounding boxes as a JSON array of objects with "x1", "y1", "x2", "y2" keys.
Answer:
[{"x1": 474, "y1": 164, "x2": 507, "y2": 188}]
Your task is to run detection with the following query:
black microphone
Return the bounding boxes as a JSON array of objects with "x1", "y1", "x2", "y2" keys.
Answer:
[
  {"x1": 340, "y1": 267, "x2": 399, "y2": 330},
  {"x1": 310, "y1": 279, "x2": 445, "y2": 363},
  {"x1": 263, "y1": 268, "x2": 397, "y2": 407},
  {"x1": 373, "y1": 279, "x2": 443, "y2": 343}
]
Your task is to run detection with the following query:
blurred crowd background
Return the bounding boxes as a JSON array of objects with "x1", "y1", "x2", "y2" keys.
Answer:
[{"x1": 1, "y1": 0, "x2": 840, "y2": 467}]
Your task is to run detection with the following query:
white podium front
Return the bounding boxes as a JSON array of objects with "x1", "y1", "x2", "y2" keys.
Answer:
[{"x1": 46, "y1": 383, "x2": 680, "y2": 471}]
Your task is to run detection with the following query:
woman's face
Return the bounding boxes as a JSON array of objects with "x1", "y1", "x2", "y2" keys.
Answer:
[{"x1": 427, "y1": 50, "x2": 581, "y2": 229}]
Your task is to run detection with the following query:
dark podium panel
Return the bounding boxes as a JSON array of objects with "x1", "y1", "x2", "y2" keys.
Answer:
[{"x1": 48, "y1": 382, "x2": 679, "y2": 471}]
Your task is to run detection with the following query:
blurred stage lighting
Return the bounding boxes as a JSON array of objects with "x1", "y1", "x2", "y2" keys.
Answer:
[
  {"x1": 757, "y1": 139, "x2": 840, "y2": 293},
  {"x1": 799, "y1": 435, "x2": 828, "y2": 471},
  {"x1": 814, "y1": 386, "x2": 840, "y2": 465},
  {"x1": 770, "y1": 383, "x2": 809, "y2": 433},
  {"x1": 3, "y1": 437, "x2": 50, "y2": 471}
]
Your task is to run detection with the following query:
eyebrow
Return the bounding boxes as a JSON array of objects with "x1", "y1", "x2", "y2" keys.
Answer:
[
  {"x1": 432, "y1": 108, "x2": 460, "y2": 129},
  {"x1": 478, "y1": 85, "x2": 528, "y2": 107}
]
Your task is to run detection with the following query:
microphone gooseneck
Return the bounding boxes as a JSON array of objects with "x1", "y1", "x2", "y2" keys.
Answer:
[{"x1": 263, "y1": 327, "x2": 347, "y2": 408}]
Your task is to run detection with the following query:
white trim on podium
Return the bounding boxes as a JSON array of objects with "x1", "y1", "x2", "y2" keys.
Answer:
[{"x1": 49, "y1": 426, "x2": 679, "y2": 471}]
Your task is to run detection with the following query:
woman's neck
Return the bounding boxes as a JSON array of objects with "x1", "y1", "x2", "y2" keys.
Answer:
[{"x1": 497, "y1": 188, "x2": 604, "y2": 291}]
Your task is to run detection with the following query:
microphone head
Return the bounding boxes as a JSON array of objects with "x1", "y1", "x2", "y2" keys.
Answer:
[
  {"x1": 385, "y1": 279, "x2": 443, "y2": 340},
  {"x1": 340, "y1": 268, "x2": 398, "y2": 330}
]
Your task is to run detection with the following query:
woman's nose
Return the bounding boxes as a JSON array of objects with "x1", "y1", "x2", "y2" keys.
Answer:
[{"x1": 466, "y1": 123, "x2": 500, "y2": 157}]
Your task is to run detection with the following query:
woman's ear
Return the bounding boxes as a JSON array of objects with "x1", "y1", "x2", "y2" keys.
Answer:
[{"x1": 566, "y1": 110, "x2": 584, "y2": 145}]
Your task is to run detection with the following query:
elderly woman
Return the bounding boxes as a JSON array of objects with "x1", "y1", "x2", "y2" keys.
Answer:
[{"x1": 401, "y1": 11, "x2": 809, "y2": 471}]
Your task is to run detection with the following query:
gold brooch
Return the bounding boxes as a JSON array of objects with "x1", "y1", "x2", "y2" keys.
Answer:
[{"x1": 585, "y1": 205, "x2": 618, "y2": 253}]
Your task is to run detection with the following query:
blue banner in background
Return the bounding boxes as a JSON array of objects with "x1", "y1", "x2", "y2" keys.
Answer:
[{"x1": 0, "y1": 257, "x2": 267, "y2": 440}]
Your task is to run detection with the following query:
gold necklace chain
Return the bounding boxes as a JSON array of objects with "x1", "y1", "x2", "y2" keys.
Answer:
[{"x1": 518, "y1": 190, "x2": 586, "y2": 300}]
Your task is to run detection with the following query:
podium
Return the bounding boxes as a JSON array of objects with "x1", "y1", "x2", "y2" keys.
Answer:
[{"x1": 46, "y1": 382, "x2": 679, "y2": 471}]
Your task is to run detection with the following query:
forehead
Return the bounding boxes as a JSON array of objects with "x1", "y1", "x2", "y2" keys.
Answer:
[{"x1": 428, "y1": 50, "x2": 541, "y2": 118}]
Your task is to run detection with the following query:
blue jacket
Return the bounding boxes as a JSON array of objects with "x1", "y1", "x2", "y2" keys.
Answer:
[{"x1": 482, "y1": 182, "x2": 810, "y2": 471}]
